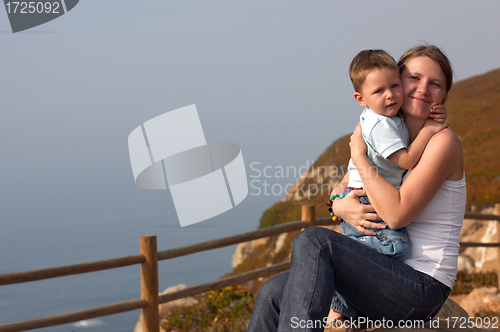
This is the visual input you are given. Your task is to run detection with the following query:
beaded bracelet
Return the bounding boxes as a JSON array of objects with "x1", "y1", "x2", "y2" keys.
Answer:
[{"x1": 326, "y1": 194, "x2": 344, "y2": 222}]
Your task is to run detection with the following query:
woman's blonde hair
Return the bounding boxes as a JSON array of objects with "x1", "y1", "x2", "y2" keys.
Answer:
[{"x1": 398, "y1": 45, "x2": 453, "y2": 93}]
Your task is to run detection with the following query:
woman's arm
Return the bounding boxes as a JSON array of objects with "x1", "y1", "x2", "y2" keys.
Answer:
[
  {"x1": 331, "y1": 188, "x2": 383, "y2": 235},
  {"x1": 388, "y1": 119, "x2": 448, "y2": 170},
  {"x1": 329, "y1": 173, "x2": 349, "y2": 197},
  {"x1": 329, "y1": 169, "x2": 384, "y2": 235},
  {"x1": 350, "y1": 123, "x2": 463, "y2": 230}
]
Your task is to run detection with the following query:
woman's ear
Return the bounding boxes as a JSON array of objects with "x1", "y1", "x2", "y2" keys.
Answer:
[
  {"x1": 354, "y1": 92, "x2": 367, "y2": 107},
  {"x1": 442, "y1": 94, "x2": 448, "y2": 104}
]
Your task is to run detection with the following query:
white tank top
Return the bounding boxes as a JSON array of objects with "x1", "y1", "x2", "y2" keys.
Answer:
[{"x1": 403, "y1": 174, "x2": 466, "y2": 288}]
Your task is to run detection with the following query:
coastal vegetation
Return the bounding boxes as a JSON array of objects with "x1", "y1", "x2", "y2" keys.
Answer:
[
  {"x1": 160, "y1": 286, "x2": 255, "y2": 332},
  {"x1": 446, "y1": 68, "x2": 500, "y2": 209}
]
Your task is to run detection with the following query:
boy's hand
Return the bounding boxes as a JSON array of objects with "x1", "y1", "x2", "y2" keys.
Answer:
[
  {"x1": 429, "y1": 104, "x2": 447, "y2": 123},
  {"x1": 423, "y1": 118, "x2": 448, "y2": 135}
]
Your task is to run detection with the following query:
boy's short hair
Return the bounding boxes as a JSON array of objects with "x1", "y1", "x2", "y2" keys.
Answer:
[{"x1": 349, "y1": 49, "x2": 399, "y2": 92}]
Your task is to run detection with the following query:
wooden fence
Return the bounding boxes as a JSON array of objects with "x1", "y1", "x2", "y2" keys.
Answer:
[{"x1": 0, "y1": 204, "x2": 499, "y2": 332}]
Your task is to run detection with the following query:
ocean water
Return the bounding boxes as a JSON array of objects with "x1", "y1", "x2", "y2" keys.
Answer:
[
  {"x1": 0, "y1": 192, "x2": 265, "y2": 332},
  {"x1": 0, "y1": 3, "x2": 350, "y2": 329}
]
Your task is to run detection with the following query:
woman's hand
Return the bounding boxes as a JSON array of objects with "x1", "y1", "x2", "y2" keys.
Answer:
[
  {"x1": 350, "y1": 123, "x2": 368, "y2": 166},
  {"x1": 332, "y1": 189, "x2": 384, "y2": 235}
]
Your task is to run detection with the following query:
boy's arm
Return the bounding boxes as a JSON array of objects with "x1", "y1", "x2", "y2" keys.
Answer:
[{"x1": 388, "y1": 119, "x2": 448, "y2": 170}]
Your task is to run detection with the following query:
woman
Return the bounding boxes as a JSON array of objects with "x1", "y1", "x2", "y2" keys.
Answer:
[{"x1": 246, "y1": 45, "x2": 465, "y2": 332}]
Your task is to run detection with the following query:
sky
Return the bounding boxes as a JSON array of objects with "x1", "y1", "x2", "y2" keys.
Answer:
[
  {"x1": 1, "y1": 0, "x2": 500, "y2": 257},
  {"x1": 1, "y1": 1, "x2": 499, "y2": 329},
  {"x1": 1, "y1": 0, "x2": 500, "y2": 255}
]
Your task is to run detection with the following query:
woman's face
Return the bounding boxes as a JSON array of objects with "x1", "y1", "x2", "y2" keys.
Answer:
[{"x1": 400, "y1": 56, "x2": 448, "y2": 119}]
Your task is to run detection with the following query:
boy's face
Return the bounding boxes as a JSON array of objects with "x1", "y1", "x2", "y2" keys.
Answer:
[{"x1": 354, "y1": 67, "x2": 403, "y2": 117}]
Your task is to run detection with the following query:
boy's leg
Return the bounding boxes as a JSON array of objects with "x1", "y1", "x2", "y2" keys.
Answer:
[
  {"x1": 360, "y1": 196, "x2": 412, "y2": 260},
  {"x1": 331, "y1": 291, "x2": 359, "y2": 318}
]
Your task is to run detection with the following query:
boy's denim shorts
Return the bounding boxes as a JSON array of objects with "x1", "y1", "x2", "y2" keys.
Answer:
[{"x1": 340, "y1": 188, "x2": 411, "y2": 261}]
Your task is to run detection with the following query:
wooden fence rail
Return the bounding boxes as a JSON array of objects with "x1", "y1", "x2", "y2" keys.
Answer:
[
  {"x1": 0, "y1": 204, "x2": 499, "y2": 332},
  {"x1": 0, "y1": 255, "x2": 145, "y2": 286}
]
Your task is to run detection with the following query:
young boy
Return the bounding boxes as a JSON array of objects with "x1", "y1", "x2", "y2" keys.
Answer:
[{"x1": 328, "y1": 49, "x2": 448, "y2": 320}]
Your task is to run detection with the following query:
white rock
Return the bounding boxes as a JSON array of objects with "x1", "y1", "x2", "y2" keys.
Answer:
[
  {"x1": 459, "y1": 206, "x2": 499, "y2": 273},
  {"x1": 275, "y1": 233, "x2": 288, "y2": 254},
  {"x1": 231, "y1": 238, "x2": 269, "y2": 269},
  {"x1": 457, "y1": 255, "x2": 475, "y2": 273},
  {"x1": 158, "y1": 284, "x2": 199, "y2": 317},
  {"x1": 133, "y1": 284, "x2": 199, "y2": 332},
  {"x1": 460, "y1": 287, "x2": 500, "y2": 317}
]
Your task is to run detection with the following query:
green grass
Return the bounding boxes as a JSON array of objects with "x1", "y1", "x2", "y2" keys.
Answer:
[
  {"x1": 160, "y1": 286, "x2": 255, "y2": 332},
  {"x1": 257, "y1": 201, "x2": 303, "y2": 229}
]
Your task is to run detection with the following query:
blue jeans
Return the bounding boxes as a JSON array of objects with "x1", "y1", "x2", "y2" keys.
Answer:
[
  {"x1": 332, "y1": 189, "x2": 412, "y2": 317},
  {"x1": 246, "y1": 227, "x2": 450, "y2": 332}
]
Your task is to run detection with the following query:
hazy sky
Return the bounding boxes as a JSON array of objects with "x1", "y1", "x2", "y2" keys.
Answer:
[
  {"x1": 1, "y1": 0, "x2": 500, "y2": 261},
  {"x1": 1, "y1": 3, "x2": 500, "y2": 329}
]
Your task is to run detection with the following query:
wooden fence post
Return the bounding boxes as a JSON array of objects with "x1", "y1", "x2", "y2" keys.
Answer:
[
  {"x1": 495, "y1": 203, "x2": 500, "y2": 290},
  {"x1": 302, "y1": 205, "x2": 315, "y2": 227},
  {"x1": 140, "y1": 235, "x2": 159, "y2": 332}
]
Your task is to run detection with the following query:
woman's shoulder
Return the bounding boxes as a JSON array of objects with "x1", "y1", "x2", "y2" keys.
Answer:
[
  {"x1": 427, "y1": 127, "x2": 462, "y2": 153},
  {"x1": 424, "y1": 128, "x2": 464, "y2": 180}
]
